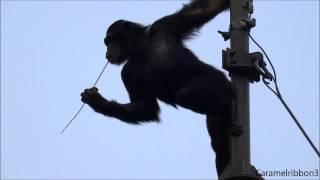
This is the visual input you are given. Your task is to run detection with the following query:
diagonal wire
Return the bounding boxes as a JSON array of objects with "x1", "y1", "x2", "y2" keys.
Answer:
[
  {"x1": 61, "y1": 62, "x2": 109, "y2": 134},
  {"x1": 249, "y1": 33, "x2": 320, "y2": 158}
]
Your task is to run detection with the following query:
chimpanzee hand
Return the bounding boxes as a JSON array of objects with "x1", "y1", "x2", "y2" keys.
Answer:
[{"x1": 81, "y1": 87, "x2": 105, "y2": 109}]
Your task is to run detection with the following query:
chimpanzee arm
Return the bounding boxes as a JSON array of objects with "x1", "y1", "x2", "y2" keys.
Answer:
[
  {"x1": 81, "y1": 64, "x2": 160, "y2": 124},
  {"x1": 91, "y1": 98, "x2": 160, "y2": 124},
  {"x1": 150, "y1": 0, "x2": 229, "y2": 40}
]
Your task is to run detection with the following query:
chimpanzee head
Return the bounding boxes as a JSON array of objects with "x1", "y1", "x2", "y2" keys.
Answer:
[{"x1": 104, "y1": 20, "x2": 144, "y2": 65}]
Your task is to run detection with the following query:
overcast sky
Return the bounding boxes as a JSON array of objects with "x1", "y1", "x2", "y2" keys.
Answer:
[{"x1": 1, "y1": 0, "x2": 319, "y2": 179}]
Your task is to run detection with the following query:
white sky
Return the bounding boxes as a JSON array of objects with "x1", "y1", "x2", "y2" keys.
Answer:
[{"x1": 1, "y1": 0, "x2": 319, "y2": 179}]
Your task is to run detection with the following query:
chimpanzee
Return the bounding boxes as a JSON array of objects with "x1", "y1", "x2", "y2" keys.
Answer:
[{"x1": 81, "y1": 0, "x2": 239, "y2": 176}]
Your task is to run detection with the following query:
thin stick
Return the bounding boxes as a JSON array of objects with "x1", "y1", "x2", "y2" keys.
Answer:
[{"x1": 61, "y1": 62, "x2": 109, "y2": 134}]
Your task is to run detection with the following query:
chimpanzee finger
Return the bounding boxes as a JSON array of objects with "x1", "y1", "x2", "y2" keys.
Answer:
[
  {"x1": 85, "y1": 88, "x2": 98, "y2": 95},
  {"x1": 81, "y1": 92, "x2": 87, "y2": 98},
  {"x1": 231, "y1": 123, "x2": 243, "y2": 136},
  {"x1": 92, "y1": 87, "x2": 99, "y2": 92},
  {"x1": 84, "y1": 88, "x2": 91, "y2": 94}
]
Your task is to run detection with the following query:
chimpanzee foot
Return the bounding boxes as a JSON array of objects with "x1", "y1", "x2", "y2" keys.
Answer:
[{"x1": 231, "y1": 121, "x2": 243, "y2": 136}]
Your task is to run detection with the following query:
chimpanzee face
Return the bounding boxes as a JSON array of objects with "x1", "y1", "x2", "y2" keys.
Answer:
[{"x1": 104, "y1": 20, "x2": 133, "y2": 65}]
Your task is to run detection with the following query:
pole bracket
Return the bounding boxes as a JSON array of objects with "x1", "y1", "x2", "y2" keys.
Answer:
[
  {"x1": 222, "y1": 49, "x2": 265, "y2": 83},
  {"x1": 219, "y1": 164, "x2": 264, "y2": 180},
  {"x1": 230, "y1": 18, "x2": 256, "y2": 31},
  {"x1": 218, "y1": 17, "x2": 256, "y2": 41}
]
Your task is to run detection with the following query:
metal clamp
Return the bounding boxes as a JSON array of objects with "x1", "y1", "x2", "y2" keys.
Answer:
[
  {"x1": 218, "y1": 18, "x2": 256, "y2": 41},
  {"x1": 222, "y1": 49, "x2": 267, "y2": 83}
]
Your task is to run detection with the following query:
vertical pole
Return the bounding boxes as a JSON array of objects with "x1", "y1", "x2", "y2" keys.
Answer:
[
  {"x1": 220, "y1": 0, "x2": 262, "y2": 179},
  {"x1": 230, "y1": 0, "x2": 251, "y2": 166}
]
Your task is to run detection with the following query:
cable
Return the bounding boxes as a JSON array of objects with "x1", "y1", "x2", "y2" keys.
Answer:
[
  {"x1": 61, "y1": 62, "x2": 109, "y2": 134},
  {"x1": 92, "y1": 62, "x2": 109, "y2": 87},
  {"x1": 249, "y1": 33, "x2": 320, "y2": 158}
]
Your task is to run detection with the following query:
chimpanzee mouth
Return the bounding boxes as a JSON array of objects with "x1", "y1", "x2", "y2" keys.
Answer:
[{"x1": 106, "y1": 52, "x2": 113, "y2": 60}]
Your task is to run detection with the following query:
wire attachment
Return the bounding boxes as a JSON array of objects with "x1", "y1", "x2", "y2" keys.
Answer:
[
  {"x1": 252, "y1": 52, "x2": 273, "y2": 81},
  {"x1": 222, "y1": 49, "x2": 270, "y2": 83}
]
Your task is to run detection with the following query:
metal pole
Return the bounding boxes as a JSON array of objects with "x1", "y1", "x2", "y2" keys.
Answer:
[{"x1": 220, "y1": 0, "x2": 262, "y2": 179}]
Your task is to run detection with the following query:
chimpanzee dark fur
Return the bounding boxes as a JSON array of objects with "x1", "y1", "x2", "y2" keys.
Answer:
[{"x1": 81, "y1": 0, "x2": 237, "y2": 176}]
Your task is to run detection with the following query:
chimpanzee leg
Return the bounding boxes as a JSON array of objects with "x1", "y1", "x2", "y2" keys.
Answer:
[
  {"x1": 206, "y1": 114, "x2": 231, "y2": 176},
  {"x1": 175, "y1": 75, "x2": 231, "y2": 115},
  {"x1": 175, "y1": 75, "x2": 232, "y2": 176}
]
